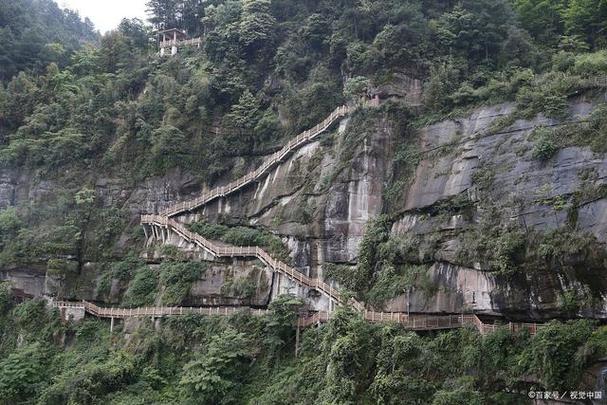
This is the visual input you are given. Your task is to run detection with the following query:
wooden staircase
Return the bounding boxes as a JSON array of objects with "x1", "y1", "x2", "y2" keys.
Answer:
[
  {"x1": 161, "y1": 105, "x2": 352, "y2": 218},
  {"x1": 141, "y1": 104, "x2": 366, "y2": 311},
  {"x1": 141, "y1": 214, "x2": 364, "y2": 311}
]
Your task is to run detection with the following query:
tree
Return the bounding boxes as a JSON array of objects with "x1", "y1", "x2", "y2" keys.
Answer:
[
  {"x1": 239, "y1": 0, "x2": 277, "y2": 57},
  {"x1": 0, "y1": 207, "x2": 23, "y2": 248},
  {"x1": 0, "y1": 0, "x2": 97, "y2": 81},
  {"x1": 179, "y1": 328, "x2": 253, "y2": 403},
  {"x1": 0, "y1": 343, "x2": 49, "y2": 402},
  {"x1": 434, "y1": 0, "x2": 514, "y2": 65},
  {"x1": 146, "y1": 0, "x2": 180, "y2": 29},
  {"x1": 265, "y1": 294, "x2": 304, "y2": 355},
  {"x1": 99, "y1": 32, "x2": 131, "y2": 73},
  {"x1": 118, "y1": 18, "x2": 151, "y2": 50},
  {"x1": 514, "y1": 0, "x2": 567, "y2": 44},
  {"x1": 344, "y1": 76, "x2": 370, "y2": 101},
  {"x1": 563, "y1": 0, "x2": 607, "y2": 47},
  {"x1": 224, "y1": 90, "x2": 262, "y2": 149}
]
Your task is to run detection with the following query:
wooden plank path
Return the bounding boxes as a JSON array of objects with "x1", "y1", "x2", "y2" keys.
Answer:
[
  {"x1": 140, "y1": 214, "x2": 364, "y2": 311},
  {"x1": 161, "y1": 105, "x2": 353, "y2": 218},
  {"x1": 53, "y1": 300, "x2": 268, "y2": 319},
  {"x1": 141, "y1": 104, "x2": 367, "y2": 311},
  {"x1": 52, "y1": 301, "x2": 542, "y2": 335}
]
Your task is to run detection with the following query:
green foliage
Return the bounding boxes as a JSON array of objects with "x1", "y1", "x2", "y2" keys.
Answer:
[
  {"x1": 0, "y1": 342, "x2": 50, "y2": 403},
  {"x1": 519, "y1": 320, "x2": 595, "y2": 388},
  {"x1": 0, "y1": 0, "x2": 98, "y2": 81},
  {"x1": 158, "y1": 261, "x2": 205, "y2": 306},
  {"x1": 96, "y1": 255, "x2": 146, "y2": 299},
  {"x1": 0, "y1": 208, "x2": 23, "y2": 256},
  {"x1": 456, "y1": 205, "x2": 529, "y2": 275},
  {"x1": 40, "y1": 350, "x2": 137, "y2": 404},
  {"x1": 189, "y1": 221, "x2": 290, "y2": 262},
  {"x1": 0, "y1": 283, "x2": 10, "y2": 315},
  {"x1": 457, "y1": 199, "x2": 607, "y2": 277},
  {"x1": 531, "y1": 127, "x2": 558, "y2": 161},
  {"x1": 343, "y1": 76, "x2": 370, "y2": 101},
  {"x1": 434, "y1": 0, "x2": 514, "y2": 65},
  {"x1": 0, "y1": 300, "x2": 605, "y2": 403},
  {"x1": 46, "y1": 258, "x2": 79, "y2": 278},
  {"x1": 366, "y1": 264, "x2": 430, "y2": 310},
  {"x1": 122, "y1": 266, "x2": 158, "y2": 307},
  {"x1": 2, "y1": 1, "x2": 607, "y2": 402},
  {"x1": 353, "y1": 215, "x2": 392, "y2": 295},
  {"x1": 432, "y1": 377, "x2": 483, "y2": 405},
  {"x1": 221, "y1": 273, "x2": 259, "y2": 300},
  {"x1": 571, "y1": 50, "x2": 607, "y2": 76},
  {"x1": 179, "y1": 327, "x2": 253, "y2": 404},
  {"x1": 264, "y1": 295, "x2": 304, "y2": 357},
  {"x1": 527, "y1": 104, "x2": 607, "y2": 158}
]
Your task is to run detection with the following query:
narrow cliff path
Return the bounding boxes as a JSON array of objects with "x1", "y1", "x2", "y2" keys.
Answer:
[
  {"x1": 141, "y1": 103, "x2": 366, "y2": 311},
  {"x1": 53, "y1": 300, "x2": 542, "y2": 335}
]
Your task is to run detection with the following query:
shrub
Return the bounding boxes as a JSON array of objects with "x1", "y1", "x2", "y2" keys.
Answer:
[
  {"x1": 532, "y1": 134, "x2": 558, "y2": 161},
  {"x1": 344, "y1": 76, "x2": 370, "y2": 101},
  {"x1": 366, "y1": 264, "x2": 430, "y2": 309},
  {"x1": 571, "y1": 50, "x2": 607, "y2": 76},
  {"x1": 515, "y1": 71, "x2": 583, "y2": 119},
  {"x1": 158, "y1": 261, "x2": 205, "y2": 306},
  {"x1": 189, "y1": 221, "x2": 290, "y2": 262},
  {"x1": 123, "y1": 266, "x2": 158, "y2": 307},
  {"x1": 519, "y1": 320, "x2": 595, "y2": 388},
  {"x1": 0, "y1": 343, "x2": 49, "y2": 403},
  {"x1": 179, "y1": 328, "x2": 252, "y2": 404}
]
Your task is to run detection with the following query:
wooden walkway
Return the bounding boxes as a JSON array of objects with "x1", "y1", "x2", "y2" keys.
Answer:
[
  {"x1": 161, "y1": 105, "x2": 352, "y2": 218},
  {"x1": 141, "y1": 104, "x2": 366, "y2": 310},
  {"x1": 54, "y1": 300, "x2": 269, "y2": 319},
  {"x1": 140, "y1": 214, "x2": 364, "y2": 311},
  {"x1": 53, "y1": 301, "x2": 542, "y2": 335}
]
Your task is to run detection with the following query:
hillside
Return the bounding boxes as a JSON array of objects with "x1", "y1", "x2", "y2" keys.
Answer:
[
  {"x1": 0, "y1": 0, "x2": 98, "y2": 81},
  {"x1": 2, "y1": 0, "x2": 607, "y2": 403}
]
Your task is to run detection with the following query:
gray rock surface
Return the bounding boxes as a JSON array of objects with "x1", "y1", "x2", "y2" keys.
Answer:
[{"x1": 3, "y1": 97, "x2": 607, "y2": 319}]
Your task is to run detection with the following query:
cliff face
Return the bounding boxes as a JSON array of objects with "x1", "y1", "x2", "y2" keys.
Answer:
[
  {"x1": 167, "y1": 97, "x2": 607, "y2": 319},
  {"x1": 3, "y1": 95, "x2": 607, "y2": 319}
]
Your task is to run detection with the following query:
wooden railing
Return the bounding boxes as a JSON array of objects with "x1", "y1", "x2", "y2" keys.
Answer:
[
  {"x1": 52, "y1": 301, "x2": 541, "y2": 335},
  {"x1": 53, "y1": 300, "x2": 269, "y2": 319},
  {"x1": 160, "y1": 37, "x2": 202, "y2": 48},
  {"x1": 141, "y1": 214, "x2": 365, "y2": 311},
  {"x1": 161, "y1": 105, "x2": 352, "y2": 218},
  {"x1": 139, "y1": 104, "x2": 368, "y2": 311}
]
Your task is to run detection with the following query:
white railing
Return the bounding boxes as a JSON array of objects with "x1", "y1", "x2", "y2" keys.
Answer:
[
  {"x1": 161, "y1": 105, "x2": 353, "y2": 218},
  {"x1": 52, "y1": 300, "x2": 541, "y2": 335},
  {"x1": 141, "y1": 215, "x2": 354, "y2": 308}
]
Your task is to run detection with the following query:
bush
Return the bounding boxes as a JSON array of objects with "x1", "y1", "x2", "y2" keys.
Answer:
[
  {"x1": 344, "y1": 76, "x2": 370, "y2": 101},
  {"x1": 516, "y1": 72, "x2": 575, "y2": 119},
  {"x1": 123, "y1": 266, "x2": 158, "y2": 307},
  {"x1": 158, "y1": 261, "x2": 205, "y2": 306},
  {"x1": 366, "y1": 262, "x2": 433, "y2": 309},
  {"x1": 179, "y1": 328, "x2": 252, "y2": 404},
  {"x1": 0, "y1": 343, "x2": 49, "y2": 403},
  {"x1": 189, "y1": 221, "x2": 290, "y2": 262},
  {"x1": 519, "y1": 320, "x2": 595, "y2": 388},
  {"x1": 571, "y1": 50, "x2": 607, "y2": 76},
  {"x1": 532, "y1": 132, "x2": 558, "y2": 161}
]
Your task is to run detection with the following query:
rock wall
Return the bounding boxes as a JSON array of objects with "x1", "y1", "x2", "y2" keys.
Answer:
[{"x1": 3, "y1": 96, "x2": 607, "y2": 319}]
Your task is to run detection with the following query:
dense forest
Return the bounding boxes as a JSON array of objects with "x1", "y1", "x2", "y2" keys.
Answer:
[
  {"x1": 2, "y1": 0, "x2": 607, "y2": 403},
  {"x1": 0, "y1": 0, "x2": 98, "y2": 81}
]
